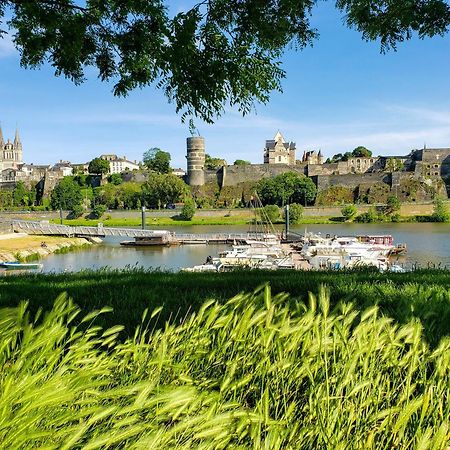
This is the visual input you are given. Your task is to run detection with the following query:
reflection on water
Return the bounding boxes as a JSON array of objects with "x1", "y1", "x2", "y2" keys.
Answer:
[{"x1": 41, "y1": 223, "x2": 450, "y2": 273}]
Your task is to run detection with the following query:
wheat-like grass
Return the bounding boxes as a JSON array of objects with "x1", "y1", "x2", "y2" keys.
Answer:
[{"x1": 0, "y1": 286, "x2": 448, "y2": 448}]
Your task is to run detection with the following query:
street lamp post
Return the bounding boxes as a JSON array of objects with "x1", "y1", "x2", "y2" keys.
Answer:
[
  {"x1": 141, "y1": 206, "x2": 146, "y2": 230},
  {"x1": 285, "y1": 204, "x2": 290, "y2": 240}
]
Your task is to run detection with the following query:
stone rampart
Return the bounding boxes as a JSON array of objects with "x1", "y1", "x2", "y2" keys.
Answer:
[
  {"x1": 221, "y1": 164, "x2": 306, "y2": 187},
  {"x1": 315, "y1": 173, "x2": 391, "y2": 191}
]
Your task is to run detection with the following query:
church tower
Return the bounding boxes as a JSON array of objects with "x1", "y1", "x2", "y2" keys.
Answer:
[
  {"x1": 13, "y1": 128, "x2": 23, "y2": 165},
  {"x1": 0, "y1": 126, "x2": 24, "y2": 170}
]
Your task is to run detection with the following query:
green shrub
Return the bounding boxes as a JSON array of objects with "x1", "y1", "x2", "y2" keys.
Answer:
[
  {"x1": 69, "y1": 204, "x2": 84, "y2": 219},
  {"x1": 385, "y1": 195, "x2": 401, "y2": 215},
  {"x1": 341, "y1": 204, "x2": 358, "y2": 221},
  {"x1": 259, "y1": 204, "x2": 280, "y2": 223},
  {"x1": 285, "y1": 203, "x2": 303, "y2": 224},
  {"x1": 356, "y1": 207, "x2": 378, "y2": 223},
  {"x1": 180, "y1": 200, "x2": 196, "y2": 220},
  {"x1": 431, "y1": 197, "x2": 449, "y2": 222},
  {"x1": 90, "y1": 204, "x2": 107, "y2": 219}
]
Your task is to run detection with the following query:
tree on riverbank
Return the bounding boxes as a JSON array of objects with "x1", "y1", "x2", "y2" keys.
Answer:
[
  {"x1": 3, "y1": 1, "x2": 449, "y2": 123},
  {"x1": 51, "y1": 177, "x2": 83, "y2": 211}
]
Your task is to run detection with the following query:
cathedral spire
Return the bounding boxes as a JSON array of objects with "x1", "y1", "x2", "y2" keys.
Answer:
[{"x1": 14, "y1": 128, "x2": 21, "y2": 148}]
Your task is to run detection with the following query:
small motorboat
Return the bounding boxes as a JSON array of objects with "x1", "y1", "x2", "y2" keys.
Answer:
[{"x1": 0, "y1": 261, "x2": 43, "y2": 270}]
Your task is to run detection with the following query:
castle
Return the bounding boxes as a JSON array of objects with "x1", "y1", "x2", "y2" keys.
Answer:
[{"x1": 186, "y1": 132, "x2": 450, "y2": 203}]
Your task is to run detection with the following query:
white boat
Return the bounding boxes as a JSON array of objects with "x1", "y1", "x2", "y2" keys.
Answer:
[{"x1": 1, "y1": 261, "x2": 43, "y2": 270}]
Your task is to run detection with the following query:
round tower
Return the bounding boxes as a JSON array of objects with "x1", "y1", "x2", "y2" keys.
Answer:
[{"x1": 186, "y1": 136, "x2": 205, "y2": 186}]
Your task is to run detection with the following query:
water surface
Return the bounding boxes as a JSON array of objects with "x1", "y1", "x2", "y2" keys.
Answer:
[{"x1": 40, "y1": 223, "x2": 450, "y2": 272}]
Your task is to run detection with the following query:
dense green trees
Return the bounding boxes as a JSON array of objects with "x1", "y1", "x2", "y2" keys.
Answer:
[
  {"x1": 93, "y1": 182, "x2": 142, "y2": 210},
  {"x1": 257, "y1": 173, "x2": 317, "y2": 206},
  {"x1": 328, "y1": 147, "x2": 373, "y2": 163},
  {"x1": 142, "y1": 173, "x2": 188, "y2": 209},
  {"x1": 108, "y1": 173, "x2": 123, "y2": 185},
  {"x1": 88, "y1": 158, "x2": 110, "y2": 175},
  {"x1": 352, "y1": 146, "x2": 372, "y2": 158},
  {"x1": 143, "y1": 148, "x2": 171, "y2": 174},
  {"x1": 3, "y1": 1, "x2": 448, "y2": 123},
  {"x1": 50, "y1": 177, "x2": 83, "y2": 210}
]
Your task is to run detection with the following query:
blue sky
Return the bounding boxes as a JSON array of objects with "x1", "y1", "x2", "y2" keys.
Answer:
[{"x1": 1, "y1": 2, "x2": 450, "y2": 168}]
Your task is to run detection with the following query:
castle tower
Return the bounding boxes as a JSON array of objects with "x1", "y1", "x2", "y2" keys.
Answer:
[
  {"x1": 318, "y1": 150, "x2": 324, "y2": 165},
  {"x1": 186, "y1": 136, "x2": 205, "y2": 186},
  {"x1": 264, "y1": 131, "x2": 296, "y2": 164}
]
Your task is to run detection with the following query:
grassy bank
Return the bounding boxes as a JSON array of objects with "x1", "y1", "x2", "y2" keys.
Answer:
[
  {"x1": 0, "y1": 235, "x2": 92, "y2": 262},
  {"x1": 52, "y1": 215, "x2": 338, "y2": 227},
  {"x1": 0, "y1": 275, "x2": 449, "y2": 448},
  {"x1": 0, "y1": 268, "x2": 449, "y2": 347}
]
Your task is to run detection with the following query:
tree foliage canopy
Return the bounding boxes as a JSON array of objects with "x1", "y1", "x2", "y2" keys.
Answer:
[
  {"x1": 2, "y1": 0, "x2": 449, "y2": 124},
  {"x1": 328, "y1": 146, "x2": 373, "y2": 163},
  {"x1": 88, "y1": 157, "x2": 110, "y2": 175},
  {"x1": 50, "y1": 176, "x2": 83, "y2": 210},
  {"x1": 142, "y1": 173, "x2": 188, "y2": 209},
  {"x1": 143, "y1": 148, "x2": 171, "y2": 174},
  {"x1": 257, "y1": 172, "x2": 317, "y2": 206}
]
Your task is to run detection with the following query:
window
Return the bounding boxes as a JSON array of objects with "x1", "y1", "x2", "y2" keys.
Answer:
[
  {"x1": 435, "y1": 172, "x2": 439, "y2": 176},
  {"x1": 434, "y1": 164, "x2": 439, "y2": 168},
  {"x1": 278, "y1": 156, "x2": 282, "y2": 162},
  {"x1": 426, "y1": 172, "x2": 431, "y2": 176}
]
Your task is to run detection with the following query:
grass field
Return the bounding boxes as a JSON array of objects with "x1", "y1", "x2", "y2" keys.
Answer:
[
  {"x1": 0, "y1": 268, "x2": 449, "y2": 347},
  {"x1": 0, "y1": 269, "x2": 449, "y2": 448}
]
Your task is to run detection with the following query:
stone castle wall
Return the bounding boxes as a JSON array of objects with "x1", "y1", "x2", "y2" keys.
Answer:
[{"x1": 220, "y1": 164, "x2": 307, "y2": 187}]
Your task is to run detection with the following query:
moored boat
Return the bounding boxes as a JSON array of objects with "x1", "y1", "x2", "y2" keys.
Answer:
[{"x1": 1, "y1": 261, "x2": 43, "y2": 270}]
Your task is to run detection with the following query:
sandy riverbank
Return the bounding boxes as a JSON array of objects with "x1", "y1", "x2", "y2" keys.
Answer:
[{"x1": 0, "y1": 233, "x2": 95, "y2": 262}]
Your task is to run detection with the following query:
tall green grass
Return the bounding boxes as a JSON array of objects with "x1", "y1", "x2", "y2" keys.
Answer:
[
  {"x1": 0, "y1": 268, "x2": 449, "y2": 347},
  {"x1": 0, "y1": 287, "x2": 448, "y2": 448}
]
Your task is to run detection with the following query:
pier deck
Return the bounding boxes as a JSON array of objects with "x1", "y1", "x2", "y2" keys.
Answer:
[{"x1": 11, "y1": 220, "x2": 276, "y2": 245}]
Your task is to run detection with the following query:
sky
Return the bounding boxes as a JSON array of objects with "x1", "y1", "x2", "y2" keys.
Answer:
[{"x1": 1, "y1": 2, "x2": 450, "y2": 169}]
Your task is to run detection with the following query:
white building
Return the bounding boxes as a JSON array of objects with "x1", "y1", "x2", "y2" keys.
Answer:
[{"x1": 100, "y1": 154, "x2": 140, "y2": 174}]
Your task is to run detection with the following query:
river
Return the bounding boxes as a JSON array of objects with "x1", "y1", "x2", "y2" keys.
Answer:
[{"x1": 38, "y1": 223, "x2": 450, "y2": 272}]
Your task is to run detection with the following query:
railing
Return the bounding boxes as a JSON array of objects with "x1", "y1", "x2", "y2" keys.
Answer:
[
  {"x1": 12, "y1": 220, "x2": 171, "y2": 238},
  {"x1": 11, "y1": 220, "x2": 281, "y2": 243}
]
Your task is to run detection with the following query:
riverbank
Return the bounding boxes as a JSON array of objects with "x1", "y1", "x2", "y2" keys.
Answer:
[
  {"x1": 3, "y1": 200, "x2": 448, "y2": 227},
  {"x1": 51, "y1": 215, "x2": 337, "y2": 227},
  {"x1": 0, "y1": 234, "x2": 94, "y2": 262}
]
